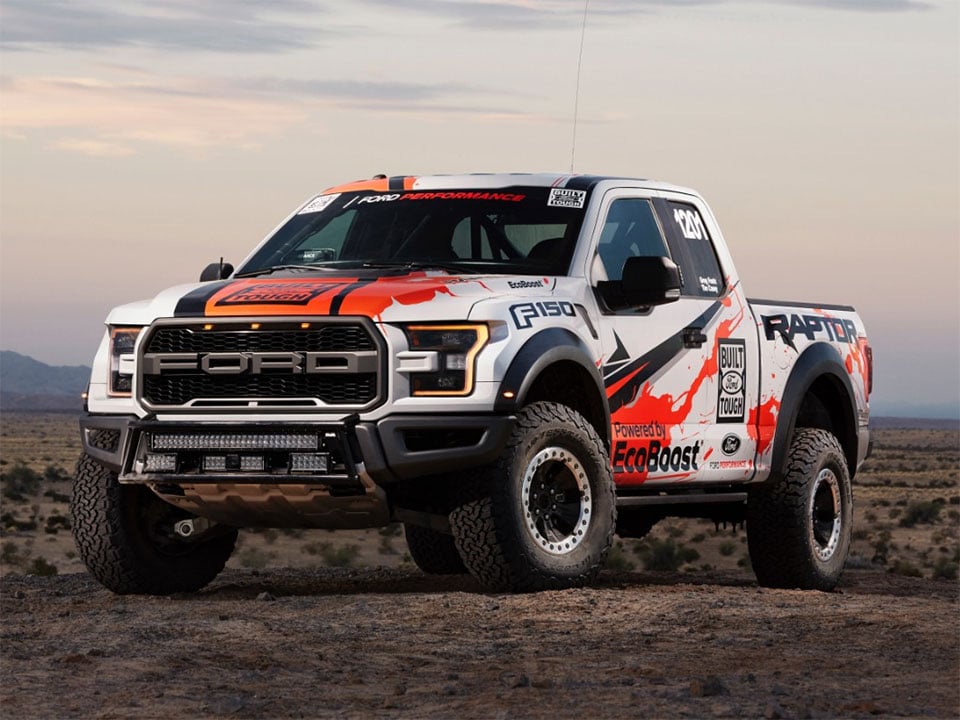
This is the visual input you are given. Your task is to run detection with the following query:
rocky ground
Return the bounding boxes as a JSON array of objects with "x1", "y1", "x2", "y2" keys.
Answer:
[
  {"x1": 1, "y1": 413, "x2": 958, "y2": 718},
  {"x1": 2, "y1": 567, "x2": 957, "y2": 719}
]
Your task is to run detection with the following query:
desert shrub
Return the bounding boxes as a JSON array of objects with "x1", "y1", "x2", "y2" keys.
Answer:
[
  {"x1": 718, "y1": 541, "x2": 737, "y2": 557},
  {"x1": 899, "y1": 500, "x2": 944, "y2": 528},
  {"x1": 236, "y1": 547, "x2": 275, "y2": 569},
  {"x1": 852, "y1": 528, "x2": 870, "y2": 541},
  {"x1": 889, "y1": 559, "x2": 922, "y2": 578},
  {"x1": 666, "y1": 525, "x2": 685, "y2": 539},
  {"x1": 305, "y1": 541, "x2": 360, "y2": 567},
  {"x1": 42, "y1": 465, "x2": 70, "y2": 484},
  {"x1": 27, "y1": 557, "x2": 58, "y2": 576},
  {"x1": 43, "y1": 489, "x2": 70, "y2": 503},
  {"x1": 871, "y1": 531, "x2": 892, "y2": 566},
  {"x1": 690, "y1": 533, "x2": 706, "y2": 543},
  {"x1": 378, "y1": 535, "x2": 398, "y2": 555},
  {"x1": 887, "y1": 508, "x2": 902, "y2": 520},
  {"x1": 637, "y1": 538, "x2": 699, "y2": 572},
  {"x1": 44, "y1": 514, "x2": 71, "y2": 534},
  {"x1": 845, "y1": 554, "x2": 872, "y2": 570},
  {"x1": 1, "y1": 463, "x2": 42, "y2": 502},
  {"x1": 604, "y1": 541, "x2": 635, "y2": 572},
  {"x1": 1, "y1": 541, "x2": 26, "y2": 567}
]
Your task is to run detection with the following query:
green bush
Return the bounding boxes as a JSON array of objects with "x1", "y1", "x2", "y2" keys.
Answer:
[
  {"x1": 28, "y1": 557, "x2": 58, "y2": 576},
  {"x1": 1, "y1": 463, "x2": 42, "y2": 502},
  {"x1": 718, "y1": 541, "x2": 737, "y2": 557},
  {"x1": 899, "y1": 500, "x2": 944, "y2": 528},
  {"x1": 889, "y1": 559, "x2": 922, "y2": 578},
  {"x1": 637, "y1": 538, "x2": 699, "y2": 572},
  {"x1": 604, "y1": 541, "x2": 635, "y2": 572},
  {"x1": 932, "y1": 557, "x2": 959, "y2": 581}
]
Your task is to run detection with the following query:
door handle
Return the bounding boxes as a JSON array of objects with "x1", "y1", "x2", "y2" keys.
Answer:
[{"x1": 683, "y1": 326, "x2": 708, "y2": 348}]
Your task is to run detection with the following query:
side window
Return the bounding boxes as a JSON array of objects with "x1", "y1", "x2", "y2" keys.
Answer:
[
  {"x1": 659, "y1": 201, "x2": 723, "y2": 297},
  {"x1": 596, "y1": 198, "x2": 669, "y2": 281}
]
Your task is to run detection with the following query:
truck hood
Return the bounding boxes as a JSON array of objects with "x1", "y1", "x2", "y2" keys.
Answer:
[{"x1": 105, "y1": 272, "x2": 558, "y2": 325}]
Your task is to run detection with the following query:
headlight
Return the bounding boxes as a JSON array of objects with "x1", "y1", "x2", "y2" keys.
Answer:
[
  {"x1": 402, "y1": 324, "x2": 489, "y2": 396},
  {"x1": 108, "y1": 327, "x2": 141, "y2": 397}
]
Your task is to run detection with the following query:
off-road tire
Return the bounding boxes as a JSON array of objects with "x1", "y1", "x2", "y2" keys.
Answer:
[
  {"x1": 71, "y1": 453, "x2": 237, "y2": 595},
  {"x1": 746, "y1": 428, "x2": 852, "y2": 591},
  {"x1": 449, "y1": 402, "x2": 616, "y2": 592},
  {"x1": 403, "y1": 524, "x2": 467, "y2": 575}
]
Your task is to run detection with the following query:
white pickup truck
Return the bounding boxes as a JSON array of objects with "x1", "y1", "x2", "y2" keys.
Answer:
[{"x1": 73, "y1": 173, "x2": 872, "y2": 594}]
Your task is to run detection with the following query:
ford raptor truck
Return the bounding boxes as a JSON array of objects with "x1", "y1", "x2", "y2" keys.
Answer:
[{"x1": 72, "y1": 173, "x2": 872, "y2": 595}]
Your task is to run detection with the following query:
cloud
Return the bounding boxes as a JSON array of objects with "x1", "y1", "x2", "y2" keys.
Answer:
[
  {"x1": 1, "y1": 0, "x2": 329, "y2": 54},
  {"x1": 0, "y1": 72, "x2": 535, "y2": 155},
  {"x1": 353, "y1": 0, "x2": 930, "y2": 28}
]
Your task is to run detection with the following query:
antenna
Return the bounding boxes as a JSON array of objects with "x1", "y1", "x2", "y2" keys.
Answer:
[{"x1": 570, "y1": 0, "x2": 589, "y2": 172}]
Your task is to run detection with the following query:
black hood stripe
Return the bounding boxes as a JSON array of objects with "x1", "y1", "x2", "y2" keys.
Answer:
[{"x1": 174, "y1": 281, "x2": 232, "y2": 317}]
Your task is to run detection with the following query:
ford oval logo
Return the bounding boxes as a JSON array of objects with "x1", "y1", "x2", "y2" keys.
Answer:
[
  {"x1": 721, "y1": 434, "x2": 741, "y2": 456},
  {"x1": 721, "y1": 371, "x2": 743, "y2": 394}
]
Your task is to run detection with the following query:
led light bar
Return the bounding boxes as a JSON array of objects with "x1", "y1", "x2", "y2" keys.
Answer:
[
  {"x1": 144, "y1": 453, "x2": 177, "y2": 472},
  {"x1": 289, "y1": 453, "x2": 329, "y2": 472},
  {"x1": 151, "y1": 433, "x2": 318, "y2": 451},
  {"x1": 203, "y1": 455, "x2": 227, "y2": 472},
  {"x1": 240, "y1": 455, "x2": 265, "y2": 471}
]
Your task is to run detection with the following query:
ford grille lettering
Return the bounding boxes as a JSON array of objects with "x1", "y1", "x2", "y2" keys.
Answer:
[{"x1": 142, "y1": 351, "x2": 377, "y2": 375}]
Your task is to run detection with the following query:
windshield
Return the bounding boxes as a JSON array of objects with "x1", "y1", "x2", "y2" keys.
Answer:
[{"x1": 237, "y1": 187, "x2": 588, "y2": 277}]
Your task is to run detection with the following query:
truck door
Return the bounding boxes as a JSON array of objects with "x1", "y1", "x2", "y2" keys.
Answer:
[{"x1": 593, "y1": 190, "x2": 758, "y2": 487}]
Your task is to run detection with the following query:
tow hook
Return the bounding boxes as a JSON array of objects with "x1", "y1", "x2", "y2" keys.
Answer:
[{"x1": 173, "y1": 517, "x2": 214, "y2": 539}]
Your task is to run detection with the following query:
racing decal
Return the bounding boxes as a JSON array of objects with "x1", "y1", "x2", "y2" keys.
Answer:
[
  {"x1": 613, "y1": 438, "x2": 702, "y2": 475},
  {"x1": 672, "y1": 207, "x2": 709, "y2": 241},
  {"x1": 174, "y1": 280, "x2": 233, "y2": 317},
  {"x1": 762, "y1": 313, "x2": 858, "y2": 348},
  {"x1": 321, "y1": 176, "x2": 418, "y2": 194},
  {"x1": 297, "y1": 193, "x2": 341, "y2": 215},
  {"x1": 214, "y1": 282, "x2": 340, "y2": 306},
  {"x1": 175, "y1": 274, "x2": 489, "y2": 319},
  {"x1": 509, "y1": 301, "x2": 576, "y2": 329},
  {"x1": 547, "y1": 188, "x2": 586, "y2": 209},
  {"x1": 717, "y1": 338, "x2": 746, "y2": 423},
  {"x1": 606, "y1": 292, "x2": 748, "y2": 485},
  {"x1": 602, "y1": 300, "x2": 724, "y2": 414}
]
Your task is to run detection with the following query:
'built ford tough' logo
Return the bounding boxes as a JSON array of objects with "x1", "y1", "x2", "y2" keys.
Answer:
[
  {"x1": 142, "y1": 351, "x2": 377, "y2": 375},
  {"x1": 717, "y1": 339, "x2": 746, "y2": 423}
]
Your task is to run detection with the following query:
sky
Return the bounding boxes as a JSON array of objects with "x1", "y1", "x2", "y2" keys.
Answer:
[{"x1": 1, "y1": 0, "x2": 957, "y2": 418}]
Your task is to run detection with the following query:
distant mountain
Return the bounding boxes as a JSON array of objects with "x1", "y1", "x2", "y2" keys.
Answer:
[{"x1": 0, "y1": 351, "x2": 90, "y2": 410}]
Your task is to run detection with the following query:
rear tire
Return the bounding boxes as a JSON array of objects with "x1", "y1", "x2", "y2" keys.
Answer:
[
  {"x1": 71, "y1": 453, "x2": 237, "y2": 595},
  {"x1": 449, "y1": 402, "x2": 616, "y2": 592},
  {"x1": 746, "y1": 428, "x2": 852, "y2": 591},
  {"x1": 403, "y1": 524, "x2": 467, "y2": 575}
]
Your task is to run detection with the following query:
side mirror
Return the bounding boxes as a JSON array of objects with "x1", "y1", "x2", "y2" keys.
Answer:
[
  {"x1": 597, "y1": 256, "x2": 681, "y2": 310},
  {"x1": 200, "y1": 261, "x2": 234, "y2": 282}
]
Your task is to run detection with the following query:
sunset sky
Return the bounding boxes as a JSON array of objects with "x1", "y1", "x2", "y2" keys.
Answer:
[{"x1": 1, "y1": 0, "x2": 957, "y2": 417}]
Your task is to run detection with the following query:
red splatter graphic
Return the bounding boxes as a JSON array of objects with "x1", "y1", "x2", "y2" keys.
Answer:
[
  {"x1": 611, "y1": 296, "x2": 746, "y2": 487},
  {"x1": 747, "y1": 397, "x2": 780, "y2": 457}
]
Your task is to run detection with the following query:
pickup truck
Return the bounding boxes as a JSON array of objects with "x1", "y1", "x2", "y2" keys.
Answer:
[{"x1": 72, "y1": 173, "x2": 872, "y2": 595}]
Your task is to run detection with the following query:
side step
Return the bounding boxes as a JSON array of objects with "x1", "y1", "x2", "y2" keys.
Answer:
[{"x1": 617, "y1": 492, "x2": 748, "y2": 507}]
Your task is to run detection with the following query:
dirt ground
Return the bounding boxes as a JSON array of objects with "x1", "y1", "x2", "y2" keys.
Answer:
[
  {"x1": 1, "y1": 414, "x2": 958, "y2": 718},
  {"x1": 2, "y1": 567, "x2": 957, "y2": 719}
]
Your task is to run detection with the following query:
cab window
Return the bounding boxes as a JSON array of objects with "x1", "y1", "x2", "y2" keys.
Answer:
[{"x1": 596, "y1": 198, "x2": 669, "y2": 281}]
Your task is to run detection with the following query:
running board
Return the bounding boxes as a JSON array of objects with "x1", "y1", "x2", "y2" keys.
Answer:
[{"x1": 617, "y1": 492, "x2": 748, "y2": 507}]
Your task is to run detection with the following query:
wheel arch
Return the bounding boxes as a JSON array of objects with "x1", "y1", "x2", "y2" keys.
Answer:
[
  {"x1": 494, "y1": 328, "x2": 610, "y2": 448},
  {"x1": 770, "y1": 343, "x2": 860, "y2": 480}
]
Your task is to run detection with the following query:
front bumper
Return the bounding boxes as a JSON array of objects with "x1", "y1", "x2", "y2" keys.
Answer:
[{"x1": 79, "y1": 412, "x2": 516, "y2": 486}]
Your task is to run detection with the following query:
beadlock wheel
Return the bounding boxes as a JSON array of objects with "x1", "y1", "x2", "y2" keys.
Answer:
[
  {"x1": 521, "y1": 446, "x2": 592, "y2": 556},
  {"x1": 810, "y1": 467, "x2": 842, "y2": 562}
]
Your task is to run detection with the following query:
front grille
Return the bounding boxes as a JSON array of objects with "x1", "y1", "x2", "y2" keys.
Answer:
[
  {"x1": 138, "y1": 319, "x2": 383, "y2": 411},
  {"x1": 147, "y1": 325, "x2": 375, "y2": 353}
]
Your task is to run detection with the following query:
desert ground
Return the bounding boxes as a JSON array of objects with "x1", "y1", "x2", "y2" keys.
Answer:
[{"x1": 1, "y1": 412, "x2": 958, "y2": 718}]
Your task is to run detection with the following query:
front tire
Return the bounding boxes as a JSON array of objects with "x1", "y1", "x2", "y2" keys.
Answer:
[
  {"x1": 746, "y1": 428, "x2": 852, "y2": 591},
  {"x1": 71, "y1": 453, "x2": 237, "y2": 595},
  {"x1": 449, "y1": 402, "x2": 616, "y2": 592},
  {"x1": 404, "y1": 523, "x2": 467, "y2": 575}
]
